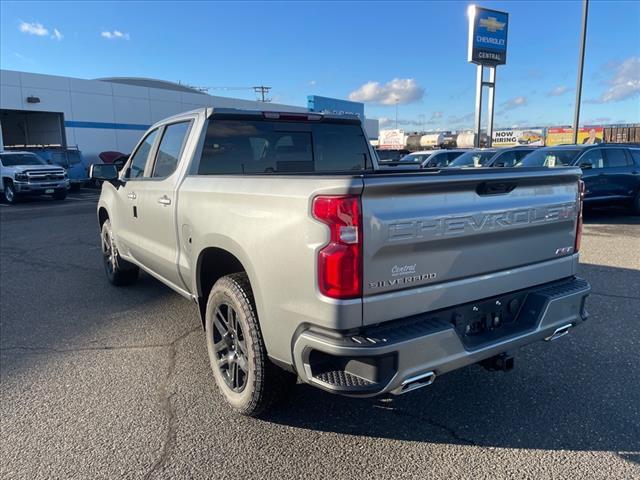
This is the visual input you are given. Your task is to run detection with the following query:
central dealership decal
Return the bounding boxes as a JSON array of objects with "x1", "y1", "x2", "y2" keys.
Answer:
[{"x1": 468, "y1": 6, "x2": 509, "y2": 66}]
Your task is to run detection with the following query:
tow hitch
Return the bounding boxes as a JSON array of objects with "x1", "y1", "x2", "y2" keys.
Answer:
[{"x1": 480, "y1": 353, "x2": 515, "y2": 372}]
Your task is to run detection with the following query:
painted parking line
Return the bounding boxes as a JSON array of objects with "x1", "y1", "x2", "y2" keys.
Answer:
[{"x1": 65, "y1": 196, "x2": 100, "y2": 201}]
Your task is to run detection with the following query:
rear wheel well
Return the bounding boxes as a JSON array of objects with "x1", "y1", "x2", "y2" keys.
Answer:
[
  {"x1": 197, "y1": 248, "x2": 247, "y2": 326},
  {"x1": 98, "y1": 207, "x2": 109, "y2": 227}
]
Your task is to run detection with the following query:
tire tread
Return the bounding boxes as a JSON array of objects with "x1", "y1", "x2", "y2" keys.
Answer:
[{"x1": 207, "y1": 273, "x2": 295, "y2": 416}]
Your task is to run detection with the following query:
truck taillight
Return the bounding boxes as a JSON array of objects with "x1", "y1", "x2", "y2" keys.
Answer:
[
  {"x1": 575, "y1": 179, "x2": 585, "y2": 252},
  {"x1": 312, "y1": 195, "x2": 362, "y2": 299}
]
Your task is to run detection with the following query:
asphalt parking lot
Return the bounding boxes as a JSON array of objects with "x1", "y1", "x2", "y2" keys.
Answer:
[{"x1": 1, "y1": 193, "x2": 639, "y2": 480}]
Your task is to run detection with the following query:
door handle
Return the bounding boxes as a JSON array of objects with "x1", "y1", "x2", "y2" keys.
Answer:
[
  {"x1": 157, "y1": 195, "x2": 171, "y2": 206},
  {"x1": 127, "y1": 192, "x2": 137, "y2": 200}
]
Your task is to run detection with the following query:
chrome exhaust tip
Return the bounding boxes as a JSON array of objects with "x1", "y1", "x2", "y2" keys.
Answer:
[
  {"x1": 545, "y1": 323, "x2": 572, "y2": 341},
  {"x1": 393, "y1": 371, "x2": 436, "y2": 395}
]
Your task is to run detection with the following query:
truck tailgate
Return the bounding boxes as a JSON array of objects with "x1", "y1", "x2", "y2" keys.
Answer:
[{"x1": 361, "y1": 168, "x2": 582, "y2": 326}]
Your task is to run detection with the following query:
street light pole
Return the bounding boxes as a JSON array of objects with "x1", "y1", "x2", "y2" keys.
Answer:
[{"x1": 572, "y1": 0, "x2": 589, "y2": 144}]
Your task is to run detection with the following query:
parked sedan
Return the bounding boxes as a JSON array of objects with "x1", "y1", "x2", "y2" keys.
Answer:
[{"x1": 517, "y1": 144, "x2": 640, "y2": 214}]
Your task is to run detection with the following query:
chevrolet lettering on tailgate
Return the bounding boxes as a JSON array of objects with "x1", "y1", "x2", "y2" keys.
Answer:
[{"x1": 387, "y1": 203, "x2": 576, "y2": 242}]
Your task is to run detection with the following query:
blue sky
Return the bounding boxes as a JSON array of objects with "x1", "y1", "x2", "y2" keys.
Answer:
[{"x1": 1, "y1": 0, "x2": 638, "y2": 130}]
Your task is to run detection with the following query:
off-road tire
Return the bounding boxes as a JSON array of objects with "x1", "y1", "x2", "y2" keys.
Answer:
[
  {"x1": 101, "y1": 219, "x2": 139, "y2": 286},
  {"x1": 205, "y1": 273, "x2": 296, "y2": 416}
]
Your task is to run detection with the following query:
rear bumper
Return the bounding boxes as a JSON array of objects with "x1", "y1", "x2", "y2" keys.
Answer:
[{"x1": 292, "y1": 276, "x2": 591, "y2": 397}]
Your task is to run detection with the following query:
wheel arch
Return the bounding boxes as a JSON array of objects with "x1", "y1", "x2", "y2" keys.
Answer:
[
  {"x1": 195, "y1": 246, "x2": 258, "y2": 328},
  {"x1": 98, "y1": 206, "x2": 109, "y2": 227}
]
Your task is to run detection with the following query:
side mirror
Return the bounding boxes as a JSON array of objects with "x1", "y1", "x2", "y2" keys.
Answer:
[
  {"x1": 579, "y1": 161, "x2": 593, "y2": 170},
  {"x1": 89, "y1": 163, "x2": 118, "y2": 181}
]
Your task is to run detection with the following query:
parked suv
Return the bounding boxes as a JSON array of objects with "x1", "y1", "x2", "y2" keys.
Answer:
[{"x1": 517, "y1": 144, "x2": 640, "y2": 214}]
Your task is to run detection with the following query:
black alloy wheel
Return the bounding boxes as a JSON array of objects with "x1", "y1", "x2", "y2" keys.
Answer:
[{"x1": 212, "y1": 302, "x2": 249, "y2": 392}]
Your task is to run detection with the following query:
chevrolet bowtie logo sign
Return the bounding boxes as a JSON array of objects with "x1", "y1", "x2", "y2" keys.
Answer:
[{"x1": 479, "y1": 16, "x2": 506, "y2": 32}]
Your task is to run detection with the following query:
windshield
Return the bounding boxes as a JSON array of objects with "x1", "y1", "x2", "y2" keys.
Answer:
[
  {"x1": 516, "y1": 149, "x2": 580, "y2": 167},
  {"x1": 449, "y1": 150, "x2": 496, "y2": 167},
  {"x1": 0, "y1": 153, "x2": 47, "y2": 167},
  {"x1": 399, "y1": 153, "x2": 430, "y2": 163}
]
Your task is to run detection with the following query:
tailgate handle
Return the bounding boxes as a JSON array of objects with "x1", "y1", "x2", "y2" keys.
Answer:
[{"x1": 476, "y1": 181, "x2": 517, "y2": 196}]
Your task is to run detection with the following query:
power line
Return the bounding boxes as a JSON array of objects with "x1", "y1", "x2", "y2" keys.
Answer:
[{"x1": 177, "y1": 82, "x2": 272, "y2": 102}]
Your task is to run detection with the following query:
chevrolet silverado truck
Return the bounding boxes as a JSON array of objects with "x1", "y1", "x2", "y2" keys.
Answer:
[
  {"x1": 1, "y1": 151, "x2": 69, "y2": 203},
  {"x1": 91, "y1": 108, "x2": 591, "y2": 416}
]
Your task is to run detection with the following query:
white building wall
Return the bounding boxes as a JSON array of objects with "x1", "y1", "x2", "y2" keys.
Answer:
[{"x1": 1, "y1": 69, "x2": 307, "y2": 163}]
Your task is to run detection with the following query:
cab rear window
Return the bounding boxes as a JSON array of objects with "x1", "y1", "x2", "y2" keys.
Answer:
[{"x1": 197, "y1": 119, "x2": 371, "y2": 174}]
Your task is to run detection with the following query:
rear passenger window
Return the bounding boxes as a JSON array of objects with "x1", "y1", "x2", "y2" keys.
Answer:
[
  {"x1": 152, "y1": 121, "x2": 191, "y2": 178},
  {"x1": 579, "y1": 149, "x2": 604, "y2": 169},
  {"x1": 630, "y1": 149, "x2": 640, "y2": 165},
  {"x1": 498, "y1": 151, "x2": 517, "y2": 166},
  {"x1": 604, "y1": 149, "x2": 630, "y2": 168},
  {"x1": 197, "y1": 119, "x2": 370, "y2": 174},
  {"x1": 126, "y1": 129, "x2": 158, "y2": 179},
  {"x1": 447, "y1": 152, "x2": 464, "y2": 163}
]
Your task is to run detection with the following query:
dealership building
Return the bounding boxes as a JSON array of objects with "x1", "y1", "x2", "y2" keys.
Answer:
[{"x1": 0, "y1": 69, "x2": 379, "y2": 163}]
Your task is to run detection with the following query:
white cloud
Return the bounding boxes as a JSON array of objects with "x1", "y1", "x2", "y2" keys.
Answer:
[
  {"x1": 349, "y1": 78, "x2": 424, "y2": 105},
  {"x1": 101, "y1": 30, "x2": 130, "y2": 40},
  {"x1": 308, "y1": 80, "x2": 317, "y2": 86},
  {"x1": 378, "y1": 117, "x2": 393, "y2": 128},
  {"x1": 593, "y1": 56, "x2": 640, "y2": 103},
  {"x1": 51, "y1": 28, "x2": 63, "y2": 41},
  {"x1": 501, "y1": 96, "x2": 528, "y2": 110},
  {"x1": 18, "y1": 21, "x2": 48, "y2": 36},
  {"x1": 548, "y1": 85, "x2": 570, "y2": 97}
]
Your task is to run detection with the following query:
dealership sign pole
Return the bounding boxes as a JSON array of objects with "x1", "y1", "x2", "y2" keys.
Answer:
[{"x1": 468, "y1": 5, "x2": 509, "y2": 148}]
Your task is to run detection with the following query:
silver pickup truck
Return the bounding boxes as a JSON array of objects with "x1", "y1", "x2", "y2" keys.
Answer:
[{"x1": 92, "y1": 108, "x2": 591, "y2": 416}]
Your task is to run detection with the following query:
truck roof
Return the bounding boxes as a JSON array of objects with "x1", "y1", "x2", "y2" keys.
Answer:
[{"x1": 148, "y1": 107, "x2": 362, "y2": 131}]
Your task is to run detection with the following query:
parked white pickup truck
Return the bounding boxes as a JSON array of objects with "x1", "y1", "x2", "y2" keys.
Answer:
[
  {"x1": 91, "y1": 108, "x2": 591, "y2": 416},
  {"x1": 1, "y1": 151, "x2": 69, "y2": 203}
]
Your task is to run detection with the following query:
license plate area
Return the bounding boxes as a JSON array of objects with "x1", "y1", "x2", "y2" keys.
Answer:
[
  {"x1": 45, "y1": 189, "x2": 54, "y2": 194},
  {"x1": 450, "y1": 290, "x2": 531, "y2": 349}
]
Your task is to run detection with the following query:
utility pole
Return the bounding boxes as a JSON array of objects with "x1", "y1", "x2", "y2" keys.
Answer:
[
  {"x1": 253, "y1": 85, "x2": 272, "y2": 102},
  {"x1": 572, "y1": 0, "x2": 589, "y2": 144}
]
